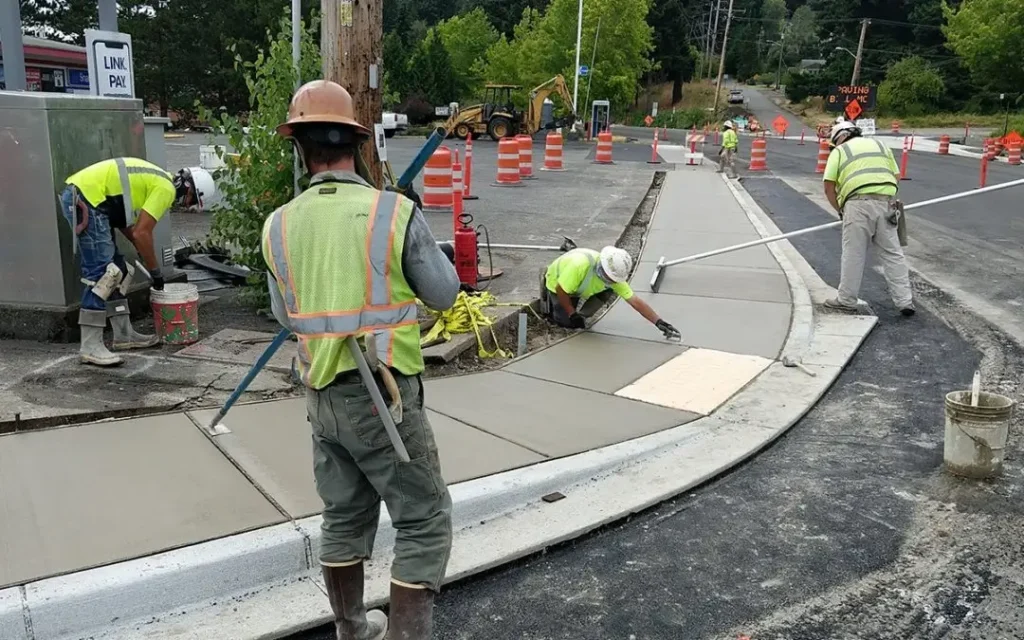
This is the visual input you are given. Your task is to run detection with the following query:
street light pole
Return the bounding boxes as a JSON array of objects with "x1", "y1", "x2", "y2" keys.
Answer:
[
  {"x1": 775, "y1": 31, "x2": 786, "y2": 89},
  {"x1": 711, "y1": 0, "x2": 734, "y2": 114},
  {"x1": 708, "y1": 0, "x2": 722, "y2": 81},
  {"x1": 572, "y1": 0, "x2": 584, "y2": 114},
  {"x1": 0, "y1": 0, "x2": 27, "y2": 90},
  {"x1": 98, "y1": 0, "x2": 117, "y2": 31}
]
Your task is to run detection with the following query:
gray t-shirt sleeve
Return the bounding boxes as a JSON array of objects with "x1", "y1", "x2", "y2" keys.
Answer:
[
  {"x1": 267, "y1": 272, "x2": 293, "y2": 331},
  {"x1": 402, "y1": 207, "x2": 460, "y2": 311}
]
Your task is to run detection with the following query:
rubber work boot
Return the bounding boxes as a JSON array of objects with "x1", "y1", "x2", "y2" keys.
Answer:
[
  {"x1": 388, "y1": 581, "x2": 436, "y2": 640},
  {"x1": 322, "y1": 564, "x2": 388, "y2": 640},
  {"x1": 78, "y1": 309, "x2": 123, "y2": 367},
  {"x1": 823, "y1": 297, "x2": 860, "y2": 313},
  {"x1": 107, "y1": 300, "x2": 160, "y2": 350}
]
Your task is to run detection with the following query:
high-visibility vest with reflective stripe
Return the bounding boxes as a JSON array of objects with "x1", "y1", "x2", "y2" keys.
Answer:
[
  {"x1": 551, "y1": 248, "x2": 603, "y2": 305},
  {"x1": 65, "y1": 157, "x2": 174, "y2": 225},
  {"x1": 262, "y1": 184, "x2": 422, "y2": 389},
  {"x1": 832, "y1": 137, "x2": 898, "y2": 208}
]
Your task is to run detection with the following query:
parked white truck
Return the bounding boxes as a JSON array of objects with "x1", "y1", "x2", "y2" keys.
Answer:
[{"x1": 382, "y1": 112, "x2": 409, "y2": 138}]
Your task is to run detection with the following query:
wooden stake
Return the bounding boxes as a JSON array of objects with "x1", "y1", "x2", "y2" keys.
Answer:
[{"x1": 321, "y1": 0, "x2": 384, "y2": 187}]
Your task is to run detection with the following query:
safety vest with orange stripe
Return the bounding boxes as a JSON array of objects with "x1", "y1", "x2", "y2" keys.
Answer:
[{"x1": 261, "y1": 180, "x2": 422, "y2": 389}]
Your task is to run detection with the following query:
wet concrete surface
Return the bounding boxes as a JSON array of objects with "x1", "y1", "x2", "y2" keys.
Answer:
[{"x1": 287, "y1": 175, "x2": 1024, "y2": 640}]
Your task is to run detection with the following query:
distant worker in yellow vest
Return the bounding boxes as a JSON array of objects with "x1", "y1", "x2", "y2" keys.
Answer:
[
  {"x1": 62, "y1": 158, "x2": 199, "y2": 366},
  {"x1": 541, "y1": 246, "x2": 681, "y2": 340},
  {"x1": 263, "y1": 80, "x2": 459, "y2": 640},
  {"x1": 717, "y1": 120, "x2": 739, "y2": 178},
  {"x1": 822, "y1": 121, "x2": 914, "y2": 316}
]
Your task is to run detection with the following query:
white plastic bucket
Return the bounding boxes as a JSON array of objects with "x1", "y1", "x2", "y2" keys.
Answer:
[
  {"x1": 199, "y1": 145, "x2": 226, "y2": 170},
  {"x1": 151, "y1": 283, "x2": 201, "y2": 345},
  {"x1": 944, "y1": 390, "x2": 1015, "y2": 479}
]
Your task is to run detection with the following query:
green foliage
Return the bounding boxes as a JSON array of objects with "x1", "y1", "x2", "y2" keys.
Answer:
[
  {"x1": 407, "y1": 30, "x2": 460, "y2": 107},
  {"x1": 877, "y1": 56, "x2": 946, "y2": 116},
  {"x1": 196, "y1": 14, "x2": 321, "y2": 305},
  {"x1": 435, "y1": 8, "x2": 501, "y2": 99},
  {"x1": 944, "y1": 0, "x2": 1024, "y2": 91}
]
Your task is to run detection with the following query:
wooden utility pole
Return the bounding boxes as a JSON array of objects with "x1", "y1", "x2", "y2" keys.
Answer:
[
  {"x1": 321, "y1": 0, "x2": 384, "y2": 187},
  {"x1": 851, "y1": 18, "x2": 870, "y2": 86},
  {"x1": 707, "y1": 0, "x2": 722, "y2": 81},
  {"x1": 711, "y1": 0, "x2": 735, "y2": 114}
]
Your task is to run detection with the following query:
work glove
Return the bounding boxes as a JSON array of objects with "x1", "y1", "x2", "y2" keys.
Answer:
[
  {"x1": 656, "y1": 319, "x2": 681, "y2": 341},
  {"x1": 151, "y1": 269, "x2": 165, "y2": 291},
  {"x1": 387, "y1": 184, "x2": 422, "y2": 210},
  {"x1": 568, "y1": 313, "x2": 587, "y2": 329}
]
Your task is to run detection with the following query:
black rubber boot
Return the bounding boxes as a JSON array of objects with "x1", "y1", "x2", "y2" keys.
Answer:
[
  {"x1": 388, "y1": 582, "x2": 435, "y2": 640},
  {"x1": 322, "y1": 564, "x2": 388, "y2": 640}
]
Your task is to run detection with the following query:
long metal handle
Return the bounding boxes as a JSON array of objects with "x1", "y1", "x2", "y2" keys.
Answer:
[
  {"x1": 345, "y1": 337, "x2": 411, "y2": 463},
  {"x1": 206, "y1": 328, "x2": 292, "y2": 431}
]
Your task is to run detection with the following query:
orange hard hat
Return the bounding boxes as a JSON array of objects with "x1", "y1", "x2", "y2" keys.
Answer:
[{"x1": 276, "y1": 80, "x2": 371, "y2": 139}]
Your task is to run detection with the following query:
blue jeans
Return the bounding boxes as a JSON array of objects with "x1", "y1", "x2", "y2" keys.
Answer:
[{"x1": 61, "y1": 186, "x2": 127, "y2": 311}]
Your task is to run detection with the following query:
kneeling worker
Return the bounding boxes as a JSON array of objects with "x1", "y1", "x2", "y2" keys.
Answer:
[
  {"x1": 62, "y1": 158, "x2": 199, "y2": 366},
  {"x1": 542, "y1": 246, "x2": 681, "y2": 340}
]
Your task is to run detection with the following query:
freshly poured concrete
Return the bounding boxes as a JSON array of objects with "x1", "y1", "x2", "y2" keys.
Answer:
[
  {"x1": 425, "y1": 371, "x2": 698, "y2": 457},
  {"x1": 505, "y1": 333, "x2": 686, "y2": 393},
  {"x1": 634, "y1": 261, "x2": 791, "y2": 303},
  {"x1": 0, "y1": 415, "x2": 283, "y2": 588},
  {"x1": 642, "y1": 230, "x2": 779, "y2": 270},
  {"x1": 593, "y1": 292, "x2": 791, "y2": 359},
  {"x1": 189, "y1": 399, "x2": 322, "y2": 518},
  {"x1": 428, "y1": 411, "x2": 547, "y2": 482},
  {"x1": 616, "y1": 348, "x2": 772, "y2": 415}
]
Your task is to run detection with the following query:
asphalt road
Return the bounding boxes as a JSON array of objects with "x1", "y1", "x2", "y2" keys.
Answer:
[{"x1": 287, "y1": 181, "x2": 1024, "y2": 640}]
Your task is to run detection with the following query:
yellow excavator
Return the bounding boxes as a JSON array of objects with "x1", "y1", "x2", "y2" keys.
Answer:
[{"x1": 443, "y1": 74, "x2": 577, "y2": 140}]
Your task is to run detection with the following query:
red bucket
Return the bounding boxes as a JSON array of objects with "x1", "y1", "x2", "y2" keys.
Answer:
[{"x1": 150, "y1": 283, "x2": 200, "y2": 345}]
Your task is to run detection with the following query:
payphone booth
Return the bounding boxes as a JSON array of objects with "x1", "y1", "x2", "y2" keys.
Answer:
[{"x1": 590, "y1": 100, "x2": 610, "y2": 139}]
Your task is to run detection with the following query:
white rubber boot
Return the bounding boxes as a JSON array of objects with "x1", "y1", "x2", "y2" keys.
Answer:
[
  {"x1": 79, "y1": 309, "x2": 123, "y2": 367},
  {"x1": 107, "y1": 300, "x2": 160, "y2": 350}
]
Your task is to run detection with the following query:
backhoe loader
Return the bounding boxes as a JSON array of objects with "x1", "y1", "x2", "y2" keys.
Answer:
[{"x1": 443, "y1": 75, "x2": 577, "y2": 140}]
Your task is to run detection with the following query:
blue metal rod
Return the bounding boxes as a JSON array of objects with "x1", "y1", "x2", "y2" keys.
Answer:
[{"x1": 396, "y1": 127, "x2": 447, "y2": 188}]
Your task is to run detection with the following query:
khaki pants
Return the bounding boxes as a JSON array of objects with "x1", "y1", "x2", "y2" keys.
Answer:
[
  {"x1": 838, "y1": 195, "x2": 913, "y2": 309},
  {"x1": 718, "y1": 148, "x2": 737, "y2": 177},
  {"x1": 306, "y1": 372, "x2": 453, "y2": 591}
]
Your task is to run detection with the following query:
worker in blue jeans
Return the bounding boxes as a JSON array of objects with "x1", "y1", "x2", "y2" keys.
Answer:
[{"x1": 61, "y1": 158, "x2": 199, "y2": 366}]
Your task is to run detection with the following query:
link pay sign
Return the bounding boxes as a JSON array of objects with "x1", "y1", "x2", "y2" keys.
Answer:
[{"x1": 85, "y1": 29, "x2": 135, "y2": 98}]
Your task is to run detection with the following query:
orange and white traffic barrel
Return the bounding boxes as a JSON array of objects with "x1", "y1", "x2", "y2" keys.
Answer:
[
  {"x1": 749, "y1": 138, "x2": 767, "y2": 171},
  {"x1": 815, "y1": 139, "x2": 830, "y2": 174},
  {"x1": 594, "y1": 131, "x2": 614, "y2": 164},
  {"x1": 423, "y1": 147, "x2": 453, "y2": 211},
  {"x1": 939, "y1": 135, "x2": 950, "y2": 155},
  {"x1": 494, "y1": 138, "x2": 523, "y2": 187},
  {"x1": 463, "y1": 135, "x2": 478, "y2": 200},
  {"x1": 516, "y1": 134, "x2": 536, "y2": 179},
  {"x1": 891, "y1": 120, "x2": 901, "y2": 135},
  {"x1": 541, "y1": 131, "x2": 565, "y2": 171},
  {"x1": 1009, "y1": 139, "x2": 1022, "y2": 166}
]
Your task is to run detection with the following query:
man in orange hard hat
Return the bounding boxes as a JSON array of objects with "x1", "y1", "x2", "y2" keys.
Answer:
[{"x1": 263, "y1": 80, "x2": 459, "y2": 640}]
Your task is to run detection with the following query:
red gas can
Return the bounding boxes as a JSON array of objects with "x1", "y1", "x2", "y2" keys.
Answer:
[{"x1": 454, "y1": 214, "x2": 478, "y2": 288}]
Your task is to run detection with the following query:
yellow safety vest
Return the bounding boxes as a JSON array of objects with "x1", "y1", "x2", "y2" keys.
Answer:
[
  {"x1": 831, "y1": 137, "x2": 898, "y2": 208},
  {"x1": 548, "y1": 249, "x2": 602, "y2": 303},
  {"x1": 65, "y1": 157, "x2": 175, "y2": 224},
  {"x1": 262, "y1": 183, "x2": 422, "y2": 389}
]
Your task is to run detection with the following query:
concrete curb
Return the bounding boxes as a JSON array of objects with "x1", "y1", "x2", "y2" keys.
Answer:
[{"x1": 2, "y1": 173, "x2": 877, "y2": 640}]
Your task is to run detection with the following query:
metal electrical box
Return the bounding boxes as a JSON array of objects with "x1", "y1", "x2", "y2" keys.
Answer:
[{"x1": 0, "y1": 91, "x2": 173, "y2": 340}]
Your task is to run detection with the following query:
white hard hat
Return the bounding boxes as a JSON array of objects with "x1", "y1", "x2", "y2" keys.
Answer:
[
  {"x1": 723, "y1": 120, "x2": 736, "y2": 130},
  {"x1": 830, "y1": 120, "x2": 859, "y2": 144},
  {"x1": 599, "y1": 246, "x2": 632, "y2": 283}
]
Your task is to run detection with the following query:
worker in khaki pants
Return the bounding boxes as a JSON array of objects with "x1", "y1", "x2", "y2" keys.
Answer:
[
  {"x1": 716, "y1": 120, "x2": 738, "y2": 178},
  {"x1": 264, "y1": 80, "x2": 460, "y2": 640},
  {"x1": 822, "y1": 121, "x2": 915, "y2": 316}
]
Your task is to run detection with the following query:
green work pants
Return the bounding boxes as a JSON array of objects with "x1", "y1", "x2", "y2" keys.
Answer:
[{"x1": 306, "y1": 371, "x2": 453, "y2": 591}]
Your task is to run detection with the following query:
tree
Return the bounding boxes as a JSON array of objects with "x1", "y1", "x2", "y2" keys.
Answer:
[
  {"x1": 407, "y1": 30, "x2": 459, "y2": 107},
  {"x1": 761, "y1": 0, "x2": 787, "y2": 45},
  {"x1": 460, "y1": 0, "x2": 553, "y2": 36},
  {"x1": 435, "y1": 8, "x2": 500, "y2": 100},
  {"x1": 650, "y1": 0, "x2": 697, "y2": 103},
  {"x1": 877, "y1": 56, "x2": 946, "y2": 116},
  {"x1": 944, "y1": 0, "x2": 1024, "y2": 91}
]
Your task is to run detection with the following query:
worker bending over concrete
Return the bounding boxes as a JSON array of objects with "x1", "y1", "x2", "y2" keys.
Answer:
[
  {"x1": 541, "y1": 246, "x2": 681, "y2": 340},
  {"x1": 264, "y1": 80, "x2": 459, "y2": 640},
  {"x1": 717, "y1": 120, "x2": 738, "y2": 178},
  {"x1": 61, "y1": 157, "x2": 198, "y2": 366},
  {"x1": 822, "y1": 121, "x2": 914, "y2": 316}
]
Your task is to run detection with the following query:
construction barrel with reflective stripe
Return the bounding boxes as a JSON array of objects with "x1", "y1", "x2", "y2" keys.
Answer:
[
  {"x1": 261, "y1": 183, "x2": 422, "y2": 389},
  {"x1": 65, "y1": 157, "x2": 176, "y2": 224},
  {"x1": 825, "y1": 137, "x2": 899, "y2": 208}
]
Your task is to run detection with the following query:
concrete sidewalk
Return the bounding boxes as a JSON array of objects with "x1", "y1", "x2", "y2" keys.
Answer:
[{"x1": 0, "y1": 165, "x2": 872, "y2": 640}]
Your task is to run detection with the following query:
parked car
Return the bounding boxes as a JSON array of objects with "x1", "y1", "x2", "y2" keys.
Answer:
[
  {"x1": 728, "y1": 89, "x2": 745, "y2": 105},
  {"x1": 382, "y1": 112, "x2": 409, "y2": 138}
]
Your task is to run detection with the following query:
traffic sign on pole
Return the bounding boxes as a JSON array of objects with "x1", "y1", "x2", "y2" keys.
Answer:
[{"x1": 579, "y1": 65, "x2": 589, "y2": 77}]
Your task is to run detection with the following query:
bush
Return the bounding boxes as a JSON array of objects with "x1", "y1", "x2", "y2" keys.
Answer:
[
  {"x1": 652, "y1": 107, "x2": 707, "y2": 130},
  {"x1": 197, "y1": 13, "x2": 321, "y2": 307},
  {"x1": 785, "y1": 72, "x2": 830, "y2": 103},
  {"x1": 877, "y1": 56, "x2": 946, "y2": 117}
]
